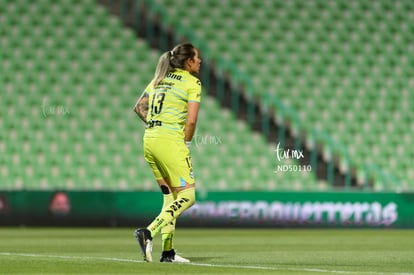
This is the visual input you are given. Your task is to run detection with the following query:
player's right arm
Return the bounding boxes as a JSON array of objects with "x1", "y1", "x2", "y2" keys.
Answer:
[{"x1": 134, "y1": 91, "x2": 149, "y2": 123}]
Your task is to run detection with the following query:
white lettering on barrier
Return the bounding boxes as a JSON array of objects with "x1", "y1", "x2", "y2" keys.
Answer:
[{"x1": 183, "y1": 201, "x2": 398, "y2": 226}]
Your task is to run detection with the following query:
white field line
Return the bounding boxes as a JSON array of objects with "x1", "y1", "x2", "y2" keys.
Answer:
[{"x1": 0, "y1": 252, "x2": 413, "y2": 275}]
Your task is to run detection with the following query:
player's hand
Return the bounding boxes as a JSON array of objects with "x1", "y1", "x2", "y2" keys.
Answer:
[{"x1": 185, "y1": 141, "x2": 192, "y2": 149}]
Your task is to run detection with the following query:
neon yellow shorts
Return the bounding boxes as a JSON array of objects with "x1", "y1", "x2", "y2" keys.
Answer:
[{"x1": 143, "y1": 137, "x2": 195, "y2": 188}]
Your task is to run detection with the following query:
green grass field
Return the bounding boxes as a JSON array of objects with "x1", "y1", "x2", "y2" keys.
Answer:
[{"x1": 0, "y1": 228, "x2": 413, "y2": 274}]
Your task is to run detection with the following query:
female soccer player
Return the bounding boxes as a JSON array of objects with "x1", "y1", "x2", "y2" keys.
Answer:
[{"x1": 133, "y1": 43, "x2": 202, "y2": 263}]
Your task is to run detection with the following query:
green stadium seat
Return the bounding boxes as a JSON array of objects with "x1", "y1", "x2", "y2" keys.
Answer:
[{"x1": 3, "y1": 0, "x2": 413, "y2": 192}]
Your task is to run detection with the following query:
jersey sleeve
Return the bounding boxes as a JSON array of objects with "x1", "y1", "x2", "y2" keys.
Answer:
[
  {"x1": 187, "y1": 79, "x2": 202, "y2": 103},
  {"x1": 143, "y1": 81, "x2": 153, "y2": 94}
]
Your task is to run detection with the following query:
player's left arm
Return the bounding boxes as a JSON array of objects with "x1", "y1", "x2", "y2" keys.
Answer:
[
  {"x1": 133, "y1": 91, "x2": 149, "y2": 123},
  {"x1": 184, "y1": 101, "x2": 200, "y2": 143}
]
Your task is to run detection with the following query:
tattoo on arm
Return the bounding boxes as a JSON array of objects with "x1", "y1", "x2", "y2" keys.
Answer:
[{"x1": 134, "y1": 92, "x2": 149, "y2": 123}]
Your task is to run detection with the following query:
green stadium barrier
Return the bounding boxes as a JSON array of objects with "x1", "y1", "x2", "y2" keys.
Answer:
[
  {"x1": 0, "y1": 191, "x2": 413, "y2": 228},
  {"x1": 184, "y1": 191, "x2": 411, "y2": 228}
]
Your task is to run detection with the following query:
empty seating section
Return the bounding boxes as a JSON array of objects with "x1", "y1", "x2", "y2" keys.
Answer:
[
  {"x1": 193, "y1": 97, "x2": 320, "y2": 191},
  {"x1": 1, "y1": 0, "x2": 160, "y2": 190},
  {"x1": 1, "y1": 0, "x2": 321, "y2": 191},
  {"x1": 148, "y1": 0, "x2": 414, "y2": 190},
  {"x1": 3, "y1": 0, "x2": 412, "y2": 191}
]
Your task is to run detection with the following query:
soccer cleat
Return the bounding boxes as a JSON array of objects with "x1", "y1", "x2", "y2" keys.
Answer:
[
  {"x1": 134, "y1": 228, "x2": 153, "y2": 262},
  {"x1": 160, "y1": 249, "x2": 190, "y2": 263}
]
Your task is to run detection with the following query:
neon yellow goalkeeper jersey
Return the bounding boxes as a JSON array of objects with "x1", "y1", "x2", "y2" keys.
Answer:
[{"x1": 143, "y1": 68, "x2": 202, "y2": 141}]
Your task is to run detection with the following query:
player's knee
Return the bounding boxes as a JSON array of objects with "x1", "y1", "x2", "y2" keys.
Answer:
[
  {"x1": 177, "y1": 187, "x2": 196, "y2": 210},
  {"x1": 185, "y1": 188, "x2": 196, "y2": 207}
]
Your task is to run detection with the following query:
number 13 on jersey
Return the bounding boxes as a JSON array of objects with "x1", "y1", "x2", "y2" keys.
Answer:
[{"x1": 150, "y1": 92, "x2": 166, "y2": 116}]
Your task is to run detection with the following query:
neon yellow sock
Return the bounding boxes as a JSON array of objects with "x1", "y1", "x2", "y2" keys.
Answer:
[
  {"x1": 147, "y1": 188, "x2": 195, "y2": 238},
  {"x1": 161, "y1": 232, "x2": 174, "y2": 251},
  {"x1": 161, "y1": 193, "x2": 175, "y2": 251}
]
